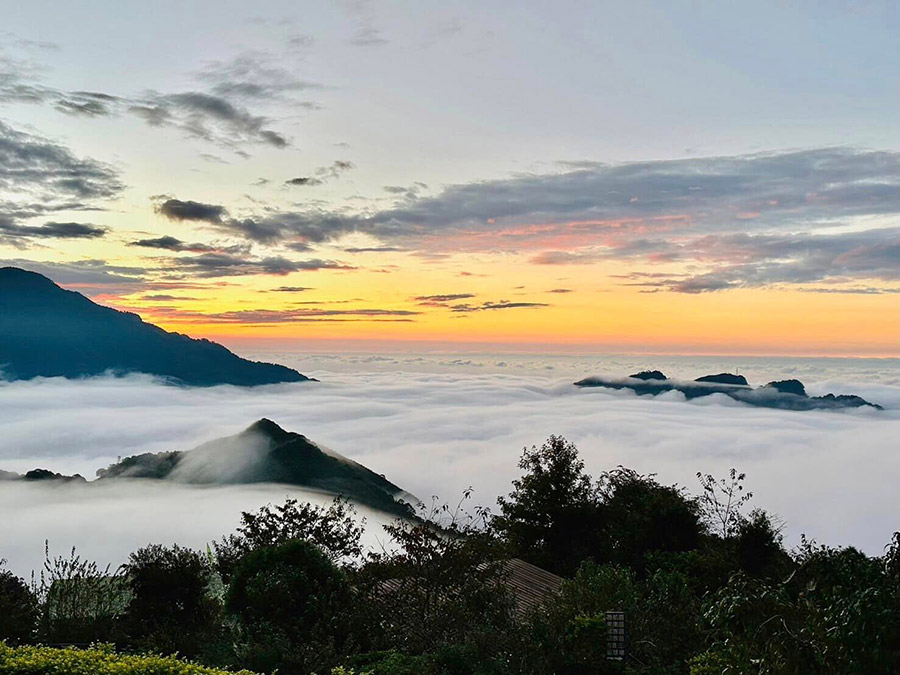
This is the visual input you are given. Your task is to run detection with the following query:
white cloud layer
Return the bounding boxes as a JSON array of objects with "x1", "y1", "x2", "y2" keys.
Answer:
[{"x1": 1, "y1": 353, "x2": 898, "y2": 578}]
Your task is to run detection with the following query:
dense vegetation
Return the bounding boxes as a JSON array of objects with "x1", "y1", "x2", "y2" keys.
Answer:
[
  {"x1": 1, "y1": 436, "x2": 898, "y2": 674},
  {"x1": 0, "y1": 642, "x2": 255, "y2": 674}
]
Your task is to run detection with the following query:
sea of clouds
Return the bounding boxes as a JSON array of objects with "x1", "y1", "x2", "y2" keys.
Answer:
[{"x1": 1, "y1": 353, "x2": 898, "y2": 578}]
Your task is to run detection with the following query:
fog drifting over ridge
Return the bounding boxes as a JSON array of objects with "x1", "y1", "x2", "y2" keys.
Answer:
[{"x1": 1, "y1": 353, "x2": 898, "y2": 578}]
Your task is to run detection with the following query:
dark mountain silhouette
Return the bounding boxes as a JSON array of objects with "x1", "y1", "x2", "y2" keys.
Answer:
[
  {"x1": 766, "y1": 379, "x2": 807, "y2": 396},
  {"x1": 695, "y1": 373, "x2": 749, "y2": 386},
  {"x1": 630, "y1": 370, "x2": 667, "y2": 381},
  {"x1": 0, "y1": 468, "x2": 86, "y2": 483},
  {"x1": 96, "y1": 419, "x2": 416, "y2": 517},
  {"x1": 575, "y1": 371, "x2": 882, "y2": 411},
  {"x1": 0, "y1": 267, "x2": 308, "y2": 386}
]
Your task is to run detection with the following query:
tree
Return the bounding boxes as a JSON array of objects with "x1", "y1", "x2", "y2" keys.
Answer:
[
  {"x1": 495, "y1": 436, "x2": 603, "y2": 574},
  {"x1": 214, "y1": 497, "x2": 364, "y2": 581},
  {"x1": 122, "y1": 544, "x2": 220, "y2": 658},
  {"x1": 599, "y1": 467, "x2": 703, "y2": 572},
  {"x1": 734, "y1": 508, "x2": 787, "y2": 577},
  {"x1": 696, "y1": 468, "x2": 753, "y2": 538},
  {"x1": 357, "y1": 494, "x2": 516, "y2": 665},
  {"x1": 0, "y1": 561, "x2": 37, "y2": 645},
  {"x1": 226, "y1": 539, "x2": 352, "y2": 674}
]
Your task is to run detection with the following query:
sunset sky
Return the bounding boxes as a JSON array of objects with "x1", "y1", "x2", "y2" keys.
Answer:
[{"x1": 1, "y1": 1, "x2": 898, "y2": 356}]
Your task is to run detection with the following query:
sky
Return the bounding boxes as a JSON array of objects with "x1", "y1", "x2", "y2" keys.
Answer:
[{"x1": 1, "y1": 0, "x2": 898, "y2": 356}]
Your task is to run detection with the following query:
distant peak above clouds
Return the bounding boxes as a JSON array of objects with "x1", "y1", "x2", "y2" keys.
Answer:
[{"x1": 0, "y1": 267, "x2": 309, "y2": 386}]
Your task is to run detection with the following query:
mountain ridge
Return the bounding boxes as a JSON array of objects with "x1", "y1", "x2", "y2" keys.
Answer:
[
  {"x1": 575, "y1": 370, "x2": 882, "y2": 411},
  {"x1": 0, "y1": 267, "x2": 309, "y2": 386},
  {"x1": 2, "y1": 419, "x2": 417, "y2": 518}
]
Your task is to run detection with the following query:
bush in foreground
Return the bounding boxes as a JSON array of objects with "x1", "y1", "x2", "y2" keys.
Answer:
[{"x1": 0, "y1": 642, "x2": 257, "y2": 675}]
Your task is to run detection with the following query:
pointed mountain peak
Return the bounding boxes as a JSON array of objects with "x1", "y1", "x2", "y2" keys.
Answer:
[{"x1": 243, "y1": 418, "x2": 295, "y2": 443}]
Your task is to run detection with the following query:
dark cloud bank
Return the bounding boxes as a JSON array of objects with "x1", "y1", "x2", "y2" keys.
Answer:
[{"x1": 156, "y1": 148, "x2": 899, "y2": 292}]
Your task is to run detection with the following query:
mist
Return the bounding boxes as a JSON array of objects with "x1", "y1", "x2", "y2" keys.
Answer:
[{"x1": 1, "y1": 353, "x2": 898, "y2": 578}]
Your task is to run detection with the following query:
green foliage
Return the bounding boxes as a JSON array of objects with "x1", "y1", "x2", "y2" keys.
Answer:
[
  {"x1": 495, "y1": 439, "x2": 703, "y2": 576},
  {"x1": 735, "y1": 508, "x2": 788, "y2": 577},
  {"x1": 226, "y1": 539, "x2": 352, "y2": 674},
  {"x1": 494, "y1": 436, "x2": 602, "y2": 575},
  {"x1": 356, "y1": 494, "x2": 517, "y2": 667},
  {"x1": 122, "y1": 544, "x2": 222, "y2": 659},
  {"x1": 598, "y1": 467, "x2": 703, "y2": 573},
  {"x1": 696, "y1": 468, "x2": 753, "y2": 538},
  {"x1": 214, "y1": 497, "x2": 364, "y2": 581},
  {"x1": 518, "y1": 561, "x2": 701, "y2": 674},
  {"x1": 32, "y1": 544, "x2": 128, "y2": 645},
  {"x1": 0, "y1": 563, "x2": 37, "y2": 645},
  {"x1": 698, "y1": 538, "x2": 900, "y2": 674},
  {"x1": 6, "y1": 438, "x2": 899, "y2": 674},
  {"x1": 0, "y1": 642, "x2": 257, "y2": 674}
]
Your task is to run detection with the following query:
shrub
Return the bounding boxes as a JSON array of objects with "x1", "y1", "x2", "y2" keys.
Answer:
[
  {"x1": 0, "y1": 563, "x2": 37, "y2": 645},
  {"x1": 0, "y1": 642, "x2": 257, "y2": 674},
  {"x1": 357, "y1": 495, "x2": 516, "y2": 665},
  {"x1": 226, "y1": 539, "x2": 352, "y2": 674},
  {"x1": 122, "y1": 544, "x2": 221, "y2": 658},
  {"x1": 32, "y1": 544, "x2": 127, "y2": 645}
]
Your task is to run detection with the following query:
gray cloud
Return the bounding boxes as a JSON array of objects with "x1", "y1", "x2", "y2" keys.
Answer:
[
  {"x1": 285, "y1": 241, "x2": 314, "y2": 252},
  {"x1": 198, "y1": 52, "x2": 320, "y2": 103},
  {"x1": 605, "y1": 228, "x2": 900, "y2": 293},
  {"x1": 449, "y1": 300, "x2": 549, "y2": 312},
  {"x1": 153, "y1": 147, "x2": 898, "y2": 292},
  {"x1": 128, "y1": 235, "x2": 247, "y2": 255},
  {"x1": 530, "y1": 251, "x2": 596, "y2": 265},
  {"x1": 1, "y1": 45, "x2": 295, "y2": 152},
  {"x1": 0, "y1": 258, "x2": 145, "y2": 295},
  {"x1": 285, "y1": 160, "x2": 356, "y2": 188},
  {"x1": 130, "y1": 236, "x2": 213, "y2": 252},
  {"x1": 342, "y1": 246, "x2": 407, "y2": 253},
  {"x1": 210, "y1": 149, "x2": 900, "y2": 264},
  {"x1": 797, "y1": 286, "x2": 899, "y2": 295},
  {"x1": 170, "y1": 307, "x2": 420, "y2": 323},
  {"x1": 0, "y1": 121, "x2": 123, "y2": 246},
  {"x1": 140, "y1": 294, "x2": 199, "y2": 301},
  {"x1": 413, "y1": 293, "x2": 476, "y2": 306},
  {"x1": 164, "y1": 253, "x2": 356, "y2": 278},
  {"x1": 285, "y1": 176, "x2": 324, "y2": 187},
  {"x1": 382, "y1": 182, "x2": 428, "y2": 200},
  {"x1": 0, "y1": 120, "x2": 123, "y2": 213},
  {"x1": 0, "y1": 220, "x2": 108, "y2": 241},
  {"x1": 155, "y1": 198, "x2": 226, "y2": 224},
  {"x1": 52, "y1": 91, "x2": 121, "y2": 117},
  {"x1": 134, "y1": 91, "x2": 289, "y2": 149}
]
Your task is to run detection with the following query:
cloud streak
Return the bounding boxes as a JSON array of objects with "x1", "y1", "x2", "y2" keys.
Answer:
[
  {"x1": 0, "y1": 120, "x2": 124, "y2": 239},
  {"x1": 2, "y1": 45, "x2": 299, "y2": 152},
  {"x1": 175, "y1": 148, "x2": 900, "y2": 291}
]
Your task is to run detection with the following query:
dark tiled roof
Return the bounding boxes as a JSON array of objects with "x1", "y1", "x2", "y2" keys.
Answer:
[{"x1": 501, "y1": 558, "x2": 563, "y2": 616}]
